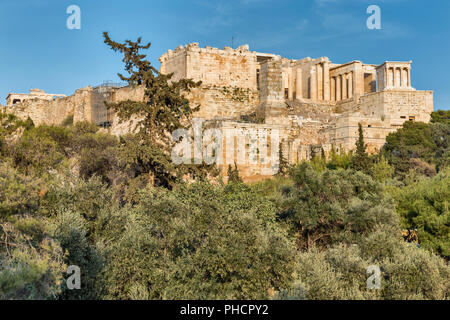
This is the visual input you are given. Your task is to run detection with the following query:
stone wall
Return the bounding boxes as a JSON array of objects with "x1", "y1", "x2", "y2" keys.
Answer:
[
  {"x1": 159, "y1": 43, "x2": 262, "y2": 121},
  {"x1": 257, "y1": 58, "x2": 287, "y2": 123},
  {"x1": 203, "y1": 120, "x2": 322, "y2": 182},
  {"x1": 359, "y1": 90, "x2": 433, "y2": 123},
  {"x1": 6, "y1": 89, "x2": 66, "y2": 107},
  {"x1": 160, "y1": 43, "x2": 258, "y2": 90},
  {"x1": 188, "y1": 85, "x2": 259, "y2": 120},
  {"x1": 7, "y1": 87, "x2": 92, "y2": 126},
  {"x1": 5, "y1": 85, "x2": 146, "y2": 129},
  {"x1": 328, "y1": 90, "x2": 434, "y2": 153}
]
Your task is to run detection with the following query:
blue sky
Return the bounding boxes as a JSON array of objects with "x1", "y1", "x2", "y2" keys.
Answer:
[{"x1": 1, "y1": 0, "x2": 449, "y2": 109}]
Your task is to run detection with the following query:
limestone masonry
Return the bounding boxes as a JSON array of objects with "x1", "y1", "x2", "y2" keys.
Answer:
[{"x1": 3, "y1": 43, "x2": 433, "y2": 181}]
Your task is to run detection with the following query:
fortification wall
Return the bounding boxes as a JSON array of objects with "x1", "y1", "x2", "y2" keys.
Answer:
[
  {"x1": 328, "y1": 113, "x2": 395, "y2": 152},
  {"x1": 359, "y1": 90, "x2": 433, "y2": 122},
  {"x1": 187, "y1": 85, "x2": 259, "y2": 120},
  {"x1": 5, "y1": 85, "x2": 147, "y2": 129},
  {"x1": 7, "y1": 87, "x2": 92, "y2": 126},
  {"x1": 328, "y1": 90, "x2": 434, "y2": 153},
  {"x1": 160, "y1": 43, "x2": 258, "y2": 90},
  {"x1": 159, "y1": 43, "x2": 262, "y2": 120},
  {"x1": 202, "y1": 119, "x2": 325, "y2": 182}
]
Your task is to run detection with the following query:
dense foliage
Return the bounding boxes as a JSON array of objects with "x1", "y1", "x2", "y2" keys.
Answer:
[
  {"x1": 393, "y1": 169, "x2": 450, "y2": 259},
  {"x1": 1, "y1": 110, "x2": 448, "y2": 300}
]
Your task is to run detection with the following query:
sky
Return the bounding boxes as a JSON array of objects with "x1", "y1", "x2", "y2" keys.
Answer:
[{"x1": 1, "y1": 0, "x2": 449, "y2": 110}]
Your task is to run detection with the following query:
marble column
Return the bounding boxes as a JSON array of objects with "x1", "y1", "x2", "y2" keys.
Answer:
[
  {"x1": 407, "y1": 68, "x2": 411, "y2": 87},
  {"x1": 323, "y1": 62, "x2": 330, "y2": 101},
  {"x1": 395, "y1": 67, "x2": 401, "y2": 88},
  {"x1": 310, "y1": 69, "x2": 317, "y2": 101},
  {"x1": 288, "y1": 71, "x2": 294, "y2": 100},
  {"x1": 336, "y1": 75, "x2": 342, "y2": 101},
  {"x1": 317, "y1": 64, "x2": 323, "y2": 100},
  {"x1": 342, "y1": 73, "x2": 348, "y2": 100},
  {"x1": 387, "y1": 68, "x2": 393, "y2": 88},
  {"x1": 348, "y1": 72, "x2": 353, "y2": 98},
  {"x1": 296, "y1": 68, "x2": 302, "y2": 99},
  {"x1": 330, "y1": 76, "x2": 336, "y2": 101}
]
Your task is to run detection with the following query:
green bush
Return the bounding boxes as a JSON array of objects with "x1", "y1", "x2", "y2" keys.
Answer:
[
  {"x1": 0, "y1": 221, "x2": 66, "y2": 300},
  {"x1": 11, "y1": 126, "x2": 70, "y2": 174},
  {"x1": 294, "y1": 237, "x2": 450, "y2": 300},
  {"x1": 49, "y1": 211, "x2": 103, "y2": 299},
  {"x1": 0, "y1": 162, "x2": 41, "y2": 218},
  {"x1": 282, "y1": 163, "x2": 397, "y2": 249},
  {"x1": 102, "y1": 182, "x2": 296, "y2": 300},
  {"x1": 393, "y1": 168, "x2": 450, "y2": 259}
]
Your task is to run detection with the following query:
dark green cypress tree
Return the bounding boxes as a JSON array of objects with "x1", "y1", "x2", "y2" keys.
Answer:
[
  {"x1": 351, "y1": 123, "x2": 371, "y2": 172},
  {"x1": 277, "y1": 144, "x2": 288, "y2": 175},
  {"x1": 103, "y1": 33, "x2": 212, "y2": 187},
  {"x1": 103, "y1": 32, "x2": 201, "y2": 146},
  {"x1": 227, "y1": 163, "x2": 242, "y2": 183}
]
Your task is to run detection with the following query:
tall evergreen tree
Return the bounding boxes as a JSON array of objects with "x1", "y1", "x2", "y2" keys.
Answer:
[
  {"x1": 103, "y1": 32, "x2": 201, "y2": 146},
  {"x1": 103, "y1": 33, "x2": 209, "y2": 187},
  {"x1": 277, "y1": 144, "x2": 288, "y2": 176},
  {"x1": 227, "y1": 163, "x2": 242, "y2": 183},
  {"x1": 351, "y1": 123, "x2": 371, "y2": 172}
]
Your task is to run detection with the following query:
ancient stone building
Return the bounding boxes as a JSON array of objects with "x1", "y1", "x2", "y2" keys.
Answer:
[
  {"x1": 158, "y1": 43, "x2": 433, "y2": 179},
  {"x1": 3, "y1": 43, "x2": 434, "y2": 181},
  {"x1": 6, "y1": 89, "x2": 66, "y2": 107}
]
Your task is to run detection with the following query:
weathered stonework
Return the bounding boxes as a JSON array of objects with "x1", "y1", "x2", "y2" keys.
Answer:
[
  {"x1": 4, "y1": 43, "x2": 434, "y2": 182},
  {"x1": 6, "y1": 89, "x2": 66, "y2": 107}
]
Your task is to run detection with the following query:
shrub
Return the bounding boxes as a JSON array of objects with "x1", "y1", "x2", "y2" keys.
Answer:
[
  {"x1": 282, "y1": 163, "x2": 397, "y2": 249},
  {"x1": 0, "y1": 162, "x2": 41, "y2": 218},
  {"x1": 102, "y1": 182, "x2": 296, "y2": 300},
  {"x1": 293, "y1": 233, "x2": 450, "y2": 300},
  {"x1": 49, "y1": 211, "x2": 103, "y2": 299},
  {"x1": 393, "y1": 168, "x2": 450, "y2": 259},
  {"x1": 0, "y1": 221, "x2": 66, "y2": 300}
]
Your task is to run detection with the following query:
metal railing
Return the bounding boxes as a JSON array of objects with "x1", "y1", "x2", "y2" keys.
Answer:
[{"x1": 94, "y1": 80, "x2": 127, "y2": 89}]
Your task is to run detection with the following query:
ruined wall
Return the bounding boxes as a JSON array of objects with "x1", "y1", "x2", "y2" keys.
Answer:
[
  {"x1": 328, "y1": 90, "x2": 434, "y2": 152},
  {"x1": 216, "y1": 121, "x2": 289, "y2": 182},
  {"x1": 187, "y1": 86, "x2": 259, "y2": 120},
  {"x1": 105, "y1": 86, "x2": 146, "y2": 136},
  {"x1": 159, "y1": 47, "x2": 187, "y2": 82},
  {"x1": 328, "y1": 113, "x2": 395, "y2": 152},
  {"x1": 159, "y1": 43, "x2": 261, "y2": 121},
  {"x1": 6, "y1": 85, "x2": 146, "y2": 129},
  {"x1": 257, "y1": 58, "x2": 287, "y2": 123},
  {"x1": 7, "y1": 87, "x2": 92, "y2": 126},
  {"x1": 217, "y1": 120, "x2": 325, "y2": 182},
  {"x1": 6, "y1": 89, "x2": 66, "y2": 107},
  {"x1": 204, "y1": 120, "x2": 322, "y2": 182},
  {"x1": 173, "y1": 118, "x2": 324, "y2": 183},
  {"x1": 160, "y1": 43, "x2": 258, "y2": 90}
]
